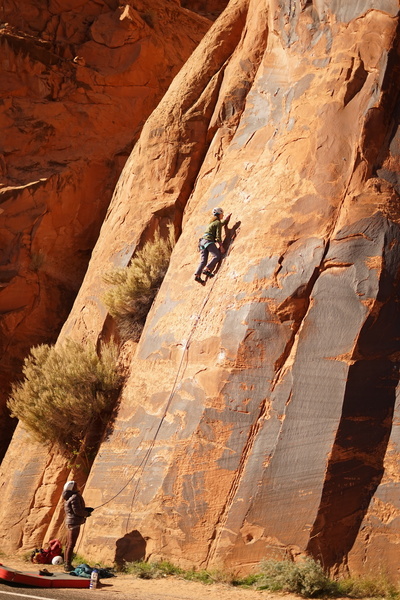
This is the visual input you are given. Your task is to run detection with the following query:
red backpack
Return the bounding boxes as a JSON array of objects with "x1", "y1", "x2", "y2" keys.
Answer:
[{"x1": 31, "y1": 539, "x2": 63, "y2": 564}]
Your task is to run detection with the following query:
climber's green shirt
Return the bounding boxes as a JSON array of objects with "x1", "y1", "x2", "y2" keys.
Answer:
[{"x1": 202, "y1": 218, "x2": 227, "y2": 244}]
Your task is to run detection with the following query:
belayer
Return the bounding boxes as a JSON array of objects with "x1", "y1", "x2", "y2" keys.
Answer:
[
  {"x1": 194, "y1": 207, "x2": 231, "y2": 282},
  {"x1": 62, "y1": 480, "x2": 93, "y2": 572}
]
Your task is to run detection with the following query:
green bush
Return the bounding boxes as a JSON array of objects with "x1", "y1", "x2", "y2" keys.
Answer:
[
  {"x1": 257, "y1": 558, "x2": 336, "y2": 597},
  {"x1": 336, "y1": 574, "x2": 399, "y2": 599},
  {"x1": 102, "y1": 228, "x2": 175, "y2": 341},
  {"x1": 256, "y1": 558, "x2": 400, "y2": 598},
  {"x1": 7, "y1": 339, "x2": 122, "y2": 455}
]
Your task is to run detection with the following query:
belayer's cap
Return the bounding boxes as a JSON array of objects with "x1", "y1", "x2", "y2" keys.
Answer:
[{"x1": 63, "y1": 480, "x2": 76, "y2": 492}]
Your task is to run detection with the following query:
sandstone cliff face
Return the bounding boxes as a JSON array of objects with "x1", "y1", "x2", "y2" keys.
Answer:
[
  {"x1": 1, "y1": 0, "x2": 400, "y2": 577},
  {"x1": 0, "y1": 1, "x2": 211, "y2": 458}
]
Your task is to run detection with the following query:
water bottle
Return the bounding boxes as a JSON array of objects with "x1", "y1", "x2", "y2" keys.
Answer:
[{"x1": 89, "y1": 568, "x2": 99, "y2": 589}]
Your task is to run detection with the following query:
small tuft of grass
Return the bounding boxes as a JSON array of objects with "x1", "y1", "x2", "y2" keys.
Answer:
[
  {"x1": 72, "y1": 553, "x2": 114, "y2": 571},
  {"x1": 72, "y1": 553, "x2": 90, "y2": 566},
  {"x1": 232, "y1": 573, "x2": 263, "y2": 587},
  {"x1": 184, "y1": 568, "x2": 236, "y2": 585},
  {"x1": 102, "y1": 228, "x2": 175, "y2": 342},
  {"x1": 156, "y1": 560, "x2": 184, "y2": 576},
  {"x1": 21, "y1": 551, "x2": 33, "y2": 562},
  {"x1": 30, "y1": 251, "x2": 45, "y2": 272},
  {"x1": 120, "y1": 560, "x2": 183, "y2": 578}
]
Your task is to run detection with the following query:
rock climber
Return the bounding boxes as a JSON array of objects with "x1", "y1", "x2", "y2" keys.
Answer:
[
  {"x1": 62, "y1": 480, "x2": 93, "y2": 572},
  {"x1": 194, "y1": 207, "x2": 231, "y2": 282}
]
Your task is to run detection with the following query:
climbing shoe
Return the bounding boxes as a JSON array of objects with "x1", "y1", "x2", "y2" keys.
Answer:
[
  {"x1": 194, "y1": 275, "x2": 203, "y2": 283},
  {"x1": 203, "y1": 270, "x2": 214, "y2": 278},
  {"x1": 39, "y1": 569, "x2": 53, "y2": 576}
]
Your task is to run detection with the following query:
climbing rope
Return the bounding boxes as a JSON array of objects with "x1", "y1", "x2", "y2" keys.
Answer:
[
  {"x1": 93, "y1": 224, "x2": 238, "y2": 516},
  {"x1": 93, "y1": 277, "x2": 217, "y2": 514}
]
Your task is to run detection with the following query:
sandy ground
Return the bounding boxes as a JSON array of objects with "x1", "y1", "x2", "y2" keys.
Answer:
[{"x1": 0, "y1": 557, "x2": 300, "y2": 600}]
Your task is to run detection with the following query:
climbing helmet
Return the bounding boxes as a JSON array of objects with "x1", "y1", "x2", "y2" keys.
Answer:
[{"x1": 212, "y1": 207, "x2": 224, "y2": 216}]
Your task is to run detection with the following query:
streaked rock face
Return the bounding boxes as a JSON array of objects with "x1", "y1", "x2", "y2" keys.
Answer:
[
  {"x1": 0, "y1": 1, "x2": 211, "y2": 458},
  {"x1": 1, "y1": 0, "x2": 400, "y2": 576}
]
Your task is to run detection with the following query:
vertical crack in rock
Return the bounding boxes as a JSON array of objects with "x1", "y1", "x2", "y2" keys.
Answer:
[
  {"x1": 305, "y1": 21, "x2": 400, "y2": 570},
  {"x1": 343, "y1": 57, "x2": 368, "y2": 107},
  {"x1": 11, "y1": 451, "x2": 55, "y2": 549},
  {"x1": 374, "y1": 27, "x2": 400, "y2": 195},
  {"x1": 307, "y1": 224, "x2": 400, "y2": 570},
  {"x1": 205, "y1": 240, "x2": 331, "y2": 565},
  {"x1": 362, "y1": 18, "x2": 400, "y2": 176},
  {"x1": 324, "y1": 16, "x2": 400, "y2": 243},
  {"x1": 205, "y1": 403, "x2": 271, "y2": 563},
  {"x1": 272, "y1": 263, "x2": 326, "y2": 388}
]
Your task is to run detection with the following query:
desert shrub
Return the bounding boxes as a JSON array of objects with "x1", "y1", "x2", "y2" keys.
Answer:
[
  {"x1": 335, "y1": 574, "x2": 399, "y2": 599},
  {"x1": 7, "y1": 339, "x2": 122, "y2": 455},
  {"x1": 257, "y1": 558, "x2": 336, "y2": 597},
  {"x1": 256, "y1": 559, "x2": 400, "y2": 598},
  {"x1": 102, "y1": 228, "x2": 175, "y2": 341}
]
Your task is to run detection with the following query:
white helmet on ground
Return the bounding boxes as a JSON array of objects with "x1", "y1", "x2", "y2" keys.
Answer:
[{"x1": 52, "y1": 556, "x2": 63, "y2": 565}]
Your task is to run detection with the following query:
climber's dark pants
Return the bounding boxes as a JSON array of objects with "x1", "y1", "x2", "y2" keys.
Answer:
[
  {"x1": 195, "y1": 242, "x2": 221, "y2": 276},
  {"x1": 65, "y1": 525, "x2": 80, "y2": 566}
]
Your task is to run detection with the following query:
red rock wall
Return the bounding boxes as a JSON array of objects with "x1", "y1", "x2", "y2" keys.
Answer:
[
  {"x1": 1, "y1": 0, "x2": 400, "y2": 577},
  {"x1": 181, "y1": 0, "x2": 229, "y2": 19},
  {"x1": 0, "y1": 1, "x2": 211, "y2": 458}
]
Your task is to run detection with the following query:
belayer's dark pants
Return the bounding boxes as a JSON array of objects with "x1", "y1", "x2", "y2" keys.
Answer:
[
  {"x1": 65, "y1": 525, "x2": 80, "y2": 566},
  {"x1": 195, "y1": 242, "x2": 221, "y2": 276}
]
